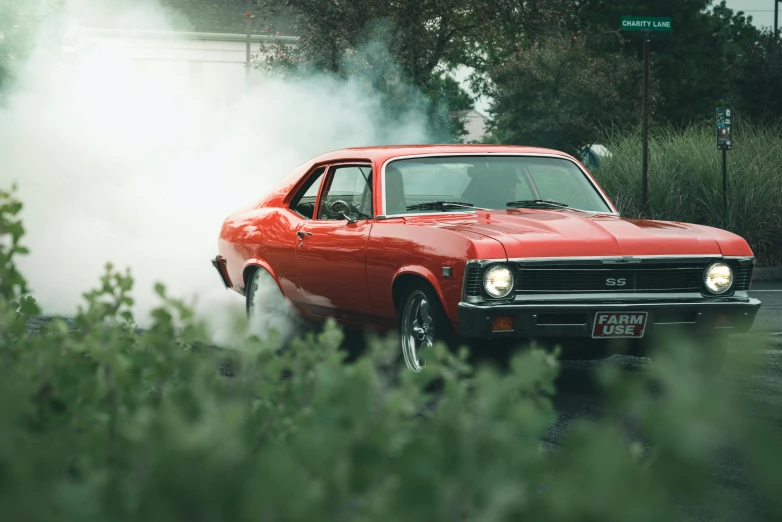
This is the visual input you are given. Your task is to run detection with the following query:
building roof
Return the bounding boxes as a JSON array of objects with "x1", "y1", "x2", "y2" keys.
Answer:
[
  {"x1": 79, "y1": 0, "x2": 301, "y2": 37},
  {"x1": 451, "y1": 109, "x2": 487, "y2": 119}
]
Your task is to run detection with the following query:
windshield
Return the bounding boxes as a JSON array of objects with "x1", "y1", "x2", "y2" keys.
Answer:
[{"x1": 382, "y1": 155, "x2": 613, "y2": 215}]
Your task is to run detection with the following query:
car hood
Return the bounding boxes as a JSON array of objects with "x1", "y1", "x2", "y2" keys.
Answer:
[{"x1": 428, "y1": 209, "x2": 725, "y2": 258}]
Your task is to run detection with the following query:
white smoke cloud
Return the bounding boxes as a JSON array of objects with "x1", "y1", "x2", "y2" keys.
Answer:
[{"x1": 0, "y1": 0, "x2": 432, "y2": 345}]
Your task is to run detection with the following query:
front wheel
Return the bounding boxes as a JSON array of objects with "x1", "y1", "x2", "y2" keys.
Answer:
[{"x1": 397, "y1": 281, "x2": 456, "y2": 373}]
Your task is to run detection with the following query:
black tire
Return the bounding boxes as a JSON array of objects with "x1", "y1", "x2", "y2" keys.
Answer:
[{"x1": 396, "y1": 280, "x2": 458, "y2": 373}]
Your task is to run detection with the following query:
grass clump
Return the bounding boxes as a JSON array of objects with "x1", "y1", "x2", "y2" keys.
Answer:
[
  {"x1": 594, "y1": 121, "x2": 782, "y2": 266},
  {"x1": 1, "y1": 182, "x2": 782, "y2": 521}
]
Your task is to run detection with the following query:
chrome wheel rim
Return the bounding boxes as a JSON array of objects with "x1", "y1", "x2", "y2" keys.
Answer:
[{"x1": 401, "y1": 290, "x2": 435, "y2": 372}]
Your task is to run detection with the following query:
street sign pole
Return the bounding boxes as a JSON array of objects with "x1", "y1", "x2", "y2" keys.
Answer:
[
  {"x1": 621, "y1": 16, "x2": 672, "y2": 219},
  {"x1": 641, "y1": 31, "x2": 650, "y2": 217},
  {"x1": 722, "y1": 149, "x2": 727, "y2": 215},
  {"x1": 716, "y1": 107, "x2": 733, "y2": 219}
]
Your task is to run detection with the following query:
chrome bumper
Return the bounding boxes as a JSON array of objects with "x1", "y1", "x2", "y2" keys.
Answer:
[{"x1": 456, "y1": 297, "x2": 762, "y2": 339}]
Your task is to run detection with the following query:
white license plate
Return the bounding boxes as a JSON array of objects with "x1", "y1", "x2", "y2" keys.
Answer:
[{"x1": 591, "y1": 312, "x2": 648, "y2": 338}]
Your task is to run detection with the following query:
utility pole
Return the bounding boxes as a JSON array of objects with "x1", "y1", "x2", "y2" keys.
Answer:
[
  {"x1": 776, "y1": 0, "x2": 780, "y2": 42},
  {"x1": 245, "y1": 0, "x2": 253, "y2": 89}
]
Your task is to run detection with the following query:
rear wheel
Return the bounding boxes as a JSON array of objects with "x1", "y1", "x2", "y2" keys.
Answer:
[
  {"x1": 245, "y1": 268, "x2": 299, "y2": 347},
  {"x1": 397, "y1": 281, "x2": 456, "y2": 373}
]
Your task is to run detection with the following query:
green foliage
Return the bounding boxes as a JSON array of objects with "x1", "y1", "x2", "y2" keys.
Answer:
[
  {"x1": 1, "y1": 182, "x2": 782, "y2": 520},
  {"x1": 571, "y1": 0, "x2": 772, "y2": 126},
  {"x1": 730, "y1": 28, "x2": 782, "y2": 125},
  {"x1": 252, "y1": 0, "x2": 482, "y2": 142},
  {"x1": 484, "y1": 30, "x2": 653, "y2": 153},
  {"x1": 0, "y1": 0, "x2": 63, "y2": 97},
  {"x1": 594, "y1": 121, "x2": 782, "y2": 267}
]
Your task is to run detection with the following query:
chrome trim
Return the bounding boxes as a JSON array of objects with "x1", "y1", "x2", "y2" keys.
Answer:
[
  {"x1": 483, "y1": 291, "x2": 750, "y2": 304},
  {"x1": 458, "y1": 298, "x2": 762, "y2": 311},
  {"x1": 510, "y1": 254, "x2": 725, "y2": 262},
  {"x1": 376, "y1": 210, "x2": 478, "y2": 219},
  {"x1": 379, "y1": 152, "x2": 620, "y2": 218}
]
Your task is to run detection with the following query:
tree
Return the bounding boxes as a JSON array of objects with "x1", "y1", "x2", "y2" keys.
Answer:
[
  {"x1": 0, "y1": 0, "x2": 62, "y2": 100},
  {"x1": 571, "y1": 0, "x2": 765, "y2": 126},
  {"x1": 731, "y1": 28, "x2": 782, "y2": 124},
  {"x1": 252, "y1": 0, "x2": 484, "y2": 141},
  {"x1": 485, "y1": 31, "x2": 652, "y2": 153}
]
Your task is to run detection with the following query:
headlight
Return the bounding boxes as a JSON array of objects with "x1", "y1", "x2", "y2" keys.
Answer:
[
  {"x1": 483, "y1": 264, "x2": 515, "y2": 298},
  {"x1": 704, "y1": 262, "x2": 733, "y2": 294}
]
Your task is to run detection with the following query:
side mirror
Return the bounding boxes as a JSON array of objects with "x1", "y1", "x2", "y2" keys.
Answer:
[{"x1": 340, "y1": 211, "x2": 358, "y2": 225}]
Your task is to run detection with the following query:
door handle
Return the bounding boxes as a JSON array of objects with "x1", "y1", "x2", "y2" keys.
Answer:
[{"x1": 296, "y1": 231, "x2": 312, "y2": 239}]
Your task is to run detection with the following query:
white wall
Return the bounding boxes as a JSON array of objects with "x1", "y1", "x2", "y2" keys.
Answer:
[
  {"x1": 75, "y1": 29, "x2": 294, "y2": 116},
  {"x1": 461, "y1": 110, "x2": 487, "y2": 143}
]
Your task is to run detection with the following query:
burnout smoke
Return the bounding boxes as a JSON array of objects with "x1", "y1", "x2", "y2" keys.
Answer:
[{"x1": 0, "y1": 0, "x2": 432, "y2": 346}]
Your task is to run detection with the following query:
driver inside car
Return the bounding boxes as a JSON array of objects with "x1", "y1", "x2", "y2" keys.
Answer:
[{"x1": 460, "y1": 163, "x2": 520, "y2": 209}]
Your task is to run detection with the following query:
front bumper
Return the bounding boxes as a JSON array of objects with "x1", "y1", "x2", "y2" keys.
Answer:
[{"x1": 456, "y1": 297, "x2": 762, "y2": 339}]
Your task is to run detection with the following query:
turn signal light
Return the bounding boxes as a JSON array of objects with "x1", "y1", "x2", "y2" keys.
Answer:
[
  {"x1": 492, "y1": 316, "x2": 515, "y2": 332},
  {"x1": 713, "y1": 313, "x2": 733, "y2": 328}
]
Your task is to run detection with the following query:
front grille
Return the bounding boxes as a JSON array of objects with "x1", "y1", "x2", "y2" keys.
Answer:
[
  {"x1": 464, "y1": 267, "x2": 484, "y2": 296},
  {"x1": 733, "y1": 264, "x2": 753, "y2": 291},
  {"x1": 516, "y1": 263, "x2": 704, "y2": 294},
  {"x1": 463, "y1": 258, "x2": 754, "y2": 298}
]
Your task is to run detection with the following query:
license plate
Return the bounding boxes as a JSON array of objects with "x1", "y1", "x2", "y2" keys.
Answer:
[{"x1": 592, "y1": 312, "x2": 648, "y2": 338}]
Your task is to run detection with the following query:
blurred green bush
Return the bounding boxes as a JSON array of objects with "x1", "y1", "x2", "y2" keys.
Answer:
[{"x1": 1, "y1": 183, "x2": 781, "y2": 522}]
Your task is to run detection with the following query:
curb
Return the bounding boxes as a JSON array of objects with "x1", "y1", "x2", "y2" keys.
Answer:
[{"x1": 753, "y1": 266, "x2": 782, "y2": 282}]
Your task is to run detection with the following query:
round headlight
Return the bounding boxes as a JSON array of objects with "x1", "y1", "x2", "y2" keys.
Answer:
[
  {"x1": 704, "y1": 262, "x2": 733, "y2": 294},
  {"x1": 484, "y1": 264, "x2": 515, "y2": 298}
]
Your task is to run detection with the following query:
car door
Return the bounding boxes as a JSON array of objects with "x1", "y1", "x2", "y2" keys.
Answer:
[{"x1": 294, "y1": 162, "x2": 375, "y2": 319}]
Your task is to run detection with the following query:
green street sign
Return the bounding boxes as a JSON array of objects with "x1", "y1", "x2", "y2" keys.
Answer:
[{"x1": 621, "y1": 16, "x2": 673, "y2": 32}]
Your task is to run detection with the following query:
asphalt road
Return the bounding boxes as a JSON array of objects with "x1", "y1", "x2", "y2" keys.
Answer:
[
  {"x1": 749, "y1": 280, "x2": 782, "y2": 333},
  {"x1": 544, "y1": 280, "x2": 782, "y2": 520}
]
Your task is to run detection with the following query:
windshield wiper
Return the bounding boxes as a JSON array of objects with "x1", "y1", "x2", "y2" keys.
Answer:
[
  {"x1": 406, "y1": 201, "x2": 478, "y2": 211},
  {"x1": 506, "y1": 199, "x2": 570, "y2": 209}
]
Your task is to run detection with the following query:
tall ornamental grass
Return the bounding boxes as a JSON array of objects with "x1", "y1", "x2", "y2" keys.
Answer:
[{"x1": 594, "y1": 122, "x2": 782, "y2": 267}]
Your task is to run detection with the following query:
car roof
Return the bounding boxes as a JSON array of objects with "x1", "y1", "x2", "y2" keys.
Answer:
[{"x1": 306, "y1": 144, "x2": 576, "y2": 166}]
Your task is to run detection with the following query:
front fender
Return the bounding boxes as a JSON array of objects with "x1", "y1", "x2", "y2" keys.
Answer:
[
  {"x1": 242, "y1": 258, "x2": 281, "y2": 296},
  {"x1": 392, "y1": 265, "x2": 452, "y2": 322}
]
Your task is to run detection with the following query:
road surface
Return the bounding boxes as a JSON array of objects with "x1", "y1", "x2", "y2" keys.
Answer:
[
  {"x1": 545, "y1": 280, "x2": 782, "y2": 520},
  {"x1": 749, "y1": 281, "x2": 782, "y2": 333}
]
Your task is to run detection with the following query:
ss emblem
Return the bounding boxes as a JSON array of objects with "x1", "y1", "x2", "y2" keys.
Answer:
[{"x1": 605, "y1": 278, "x2": 627, "y2": 287}]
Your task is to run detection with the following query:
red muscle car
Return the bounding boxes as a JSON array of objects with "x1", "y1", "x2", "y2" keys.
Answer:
[{"x1": 212, "y1": 145, "x2": 761, "y2": 375}]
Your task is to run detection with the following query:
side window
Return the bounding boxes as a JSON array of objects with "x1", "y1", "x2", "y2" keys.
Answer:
[
  {"x1": 289, "y1": 167, "x2": 326, "y2": 219},
  {"x1": 317, "y1": 165, "x2": 373, "y2": 220}
]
